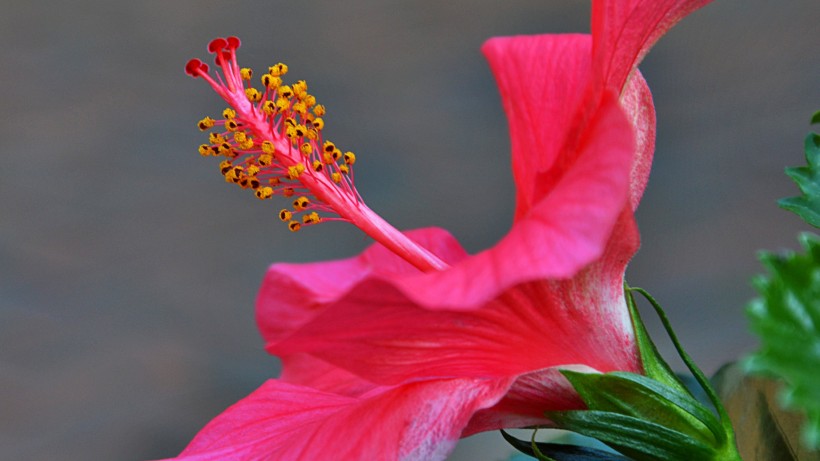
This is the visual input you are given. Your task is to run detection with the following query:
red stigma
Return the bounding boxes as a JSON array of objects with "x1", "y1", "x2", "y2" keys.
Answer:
[
  {"x1": 207, "y1": 36, "x2": 241, "y2": 55},
  {"x1": 207, "y1": 38, "x2": 227, "y2": 53},
  {"x1": 226, "y1": 36, "x2": 241, "y2": 49},
  {"x1": 185, "y1": 58, "x2": 207, "y2": 77}
]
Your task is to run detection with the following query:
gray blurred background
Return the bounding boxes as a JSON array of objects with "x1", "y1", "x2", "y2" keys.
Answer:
[{"x1": 1, "y1": 1, "x2": 817, "y2": 459}]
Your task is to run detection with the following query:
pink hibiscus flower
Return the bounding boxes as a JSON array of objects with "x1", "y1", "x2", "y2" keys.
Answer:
[{"x1": 171, "y1": 1, "x2": 712, "y2": 459}]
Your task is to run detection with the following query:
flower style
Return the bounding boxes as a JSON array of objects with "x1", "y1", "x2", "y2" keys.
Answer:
[{"x1": 170, "y1": 1, "x2": 712, "y2": 460}]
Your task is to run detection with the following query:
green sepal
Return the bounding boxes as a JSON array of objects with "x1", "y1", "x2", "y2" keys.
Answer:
[
  {"x1": 500, "y1": 430, "x2": 631, "y2": 461},
  {"x1": 624, "y1": 286, "x2": 690, "y2": 396},
  {"x1": 744, "y1": 233, "x2": 820, "y2": 450},
  {"x1": 534, "y1": 287, "x2": 743, "y2": 461},
  {"x1": 559, "y1": 370, "x2": 724, "y2": 444},
  {"x1": 546, "y1": 410, "x2": 715, "y2": 461},
  {"x1": 778, "y1": 119, "x2": 820, "y2": 227}
]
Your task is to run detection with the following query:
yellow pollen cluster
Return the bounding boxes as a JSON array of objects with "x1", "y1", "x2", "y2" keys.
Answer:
[{"x1": 195, "y1": 60, "x2": 362, "y2": 232}]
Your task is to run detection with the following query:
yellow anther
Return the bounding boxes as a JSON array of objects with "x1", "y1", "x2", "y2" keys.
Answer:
[
  {"x1": 255, "y1": 187, "x2": 274, "y2": 200},
  {"x1": 292, "y1": 101, "x2": 307, "y2": 115},
  {"x1": 209, "y1": 133, "x2": 225, "y2": 144},
  {"x1": 331, "y1": 172, "x2": 342, "y2": 183},
  {"x1": 269, "y1": 177, "x2": 281, "y2": 186},
  {"x1": 246, "y1": 165, "x2": 260, "y2": 176},
  {"x1": 224, "y1": 167, "x2": 241, "y2": 183},
  {"x1": 312, "y1": 118, "x2": 324, "y2": 131},
  {"x1": 234, "y1": 131, "x2": 247, "y2": 143},
  {"x1": 286, "y1": 125, "x2": 307, "y2": 142},
  {"x1": 239, "y1": 176, "x2": 260, "y2": 189},
  {"x1": 300, "y1": 143, "x2": 313, "y2": 156},
  {"x1": 278, "y1": 85, "x2": 293, "y2": 99},
  {"x1": 258, "y1": 154, "x2": 273, "y2": 166},
  {"x1": 302, "y1": 212, "x2": 321, "y2": 224},
  {"x1": 306, "y1": 128, "x2": 319, "y2": 141},
  {"x1": 339, "y1": 164, "x2": 350, "y2": 175},
  {"x1": 287, "y1": 163, "x2": 305, "y2": 179},
  {"x1": 279, "y1": 209, "x2": 293, "y2": 221},
  {"x1": 262, "y1": 100, "x2": 277, "y2": 115},
  {"x1": 323, "y1": 152, "x2": 336, "y2": 164},
  {"x1": 276, "y1": 97, "x2": 290, "y2": 111},
  {"x1": 332, "y1": 148, "x2": 342, "y2": 161},
  {"x1": 239, "y1": 137, "x2": 254, "y2": 150},
  {"x1": 269, "y1": 63, "x2": 288, "y2": 77},
  {"x1": 219, "y1": 160, "x2": 233, "y2": 175},
  {"x1": 288, "y1": 221, "x2": 301, "y2": 232},
  {"x1": 285, "y1": 118, "x2": 296, "y2": 127},
  {"x1": 218, "y1": 142, "x2": 235, "y2": 157},
  {"x1": 198, "y1": 116, "x2": 215, "y2": 131},
  {"x1": 312, "y1": 160, "x2": 323, "y2": 172},
  {"x1": 245, "y1": 88, "x2": 262, "y2": 102},
  {"x1": 343, "y1": 152, "x2": 356, "y2": 165},
  {"x1": 313, "y1": 104, "x2": 326, "y2": 117},
  {"x1": 240, "y1": 68, "x2": 253, "y2": 80},
  {"x1": 199, "y1": 144, "x2": 216, "y2": 156},
  {"x1": 261, "y1": 140, "x2": 276, "y2": 154},
  {"x1": 323, "y1": 140, "x2": 335, "y2": 153},
  {"x1": 223, "y1": 108, "x2": 236, "y2": 120},
  {"x1": 293, "y1": 196, "x2": 310, "y2": 210},
  {"x1": 226, "y1": 119, "x2": 239, "y2": 132},
  {"x1": 293, "y1": 81, "x2": 308, "y2": 100},
  {"x1": 261, "y1": 74, "x2": 282, "y2": 89},
  {"x1": 304, "y1": 95, "x2": 317, "y2": 108}
]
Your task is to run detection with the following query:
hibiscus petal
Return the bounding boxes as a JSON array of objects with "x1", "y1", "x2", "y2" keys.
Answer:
[
  {"x1": 481, "y1": 34, "x2": 592, "y2": 219},
  {"x1": 265, "y1": 211, "x2": 640, "y2": 387},
  {"x1": 463, "y1": 366, "x2": 590, "y2": 436},
  {"x1": 256, "y1": 227, "x2": 468, "y2": 343},
  {"x1": 279, "y1": 353, "x2": 378, "y2": 398},
  {"x1": 591, "y1": 0, "x2": 713, "y2": 93},
  {"x1": 161, "y1": 377, "x2": 513, "y2": 461},
  {"x1": 390, "y1": 90, "x2": 636, "y2": 310},
  {"x1": 619, "y1": 69, "x2": 656, "y2": 210}
]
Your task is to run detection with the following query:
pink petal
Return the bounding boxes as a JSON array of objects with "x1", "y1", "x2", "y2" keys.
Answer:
[
  {"x1": 619, "y1": 69, "x2": 656, "y2": 210},
  {"x1": 263, "y1": 212, "x2": 640, "y2": 387},
  {"x1": 279, "y1": 353, "x2": 378, "y2": 398},
  {"x1": 481, "y1": 34, "x2": 592, "y2": 220},
  {"x1": 402, "y1": 90, "x2": 636, "y2": 309},
  {"x1": 256, "y1": 227, "x2": 468, "y2": 342},
  {"x1": 591, "y1": 0, "x2": 714, "y2": 93},
  {"x1": 463, "y1": 366, "x2": 589, "y2": 436},
  {"x1": 161, "y1": 377, "x2": 513, "y2": 461}
]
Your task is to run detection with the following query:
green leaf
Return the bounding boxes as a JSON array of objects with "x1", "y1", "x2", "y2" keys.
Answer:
[
  {"x1": 745, "y1": 233, "x2": 820, "y2": 451},
  {"x1": 499, "y1": 430, "x2": 632, "y2": 461},
  {"x1": 778, "y1": 128, "x2": 820, "y2": 227}
]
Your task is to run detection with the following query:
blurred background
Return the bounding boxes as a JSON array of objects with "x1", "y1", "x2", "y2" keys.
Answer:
[{"x1": 1, "y1": 1, "x2": 817, "y2": 459}]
